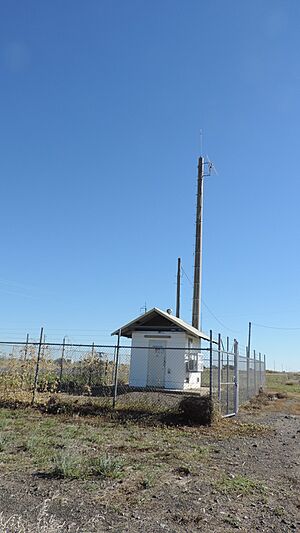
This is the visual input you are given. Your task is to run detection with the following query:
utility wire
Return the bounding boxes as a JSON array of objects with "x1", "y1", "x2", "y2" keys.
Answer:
[
  {"x1": 201, "y1": 301, "x2": 238, "y2": 334},
  {"x1": 180, "y1": 266, "x2": 239, "y2": 334},
  {"x1": 252, "y1": 323, "x2": 300, "y2": 331},
  {"x1": 180, "y1": 266, "x2": 299, "y2": 334}
]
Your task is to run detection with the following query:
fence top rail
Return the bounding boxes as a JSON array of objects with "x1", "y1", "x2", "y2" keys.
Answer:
[
  {"x1": 0, "y1": 341, "x2": 215, "y2": 351},
  {"x1": 0, "y1": 342, "x2": 258, "y2": 359},
  {"x1": 238, "y1": 354, "x2": 264, "y2": 363},
  {"x1": 0, "y1": 341, "x2": 120, "y2": 349}
]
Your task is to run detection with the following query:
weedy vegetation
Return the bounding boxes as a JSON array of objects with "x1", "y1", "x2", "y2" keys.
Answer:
[
  {"x1": 215, "y1": 474, "x2": 268, "y2": 496},
  {"x1": 51, "y1": 450, "x2": 84, "y2": 479},
  {"x1": 88, "y1": 454, "x2": 124, "y2": 478},
  {"x1": 266, "y1": 371, "x2": 300, "y2": 394},
  {"x1": 0, "y1": 385, "x2": 298, "y2": 533},
  {"x1": 50, "y1": 450, "x2": 124, "y2": 480}
]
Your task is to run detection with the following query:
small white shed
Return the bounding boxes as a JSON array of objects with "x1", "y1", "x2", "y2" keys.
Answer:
[{"x1": 112, "y1": 307, "x2": 211, "y2": 391}]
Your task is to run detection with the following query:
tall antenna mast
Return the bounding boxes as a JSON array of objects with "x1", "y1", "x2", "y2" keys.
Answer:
[
  {"x1": 176, "y1": 257, "x2": 181, "y2": 318},
  {"x1": 192, "y1": 157, "x2": 204, "y2": 330},
  {"x1": 191, "y1": 155, "x2": 216, "y2": 330}
]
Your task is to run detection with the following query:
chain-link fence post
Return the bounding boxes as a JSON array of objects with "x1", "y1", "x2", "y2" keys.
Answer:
[
  {"x1": 217, "y1": 333, "x2": 221, "y2": 402},
  {"x1": 21, "y1": 333, "x2": 29, "y2": 389},
  {"x1": 253, "y1": 349, "x2": 256, "y2": 393},
  {"x1": 59, "y1": 336, "x2": 66, "y2": 391},
  {"x1": 263, "y1": 354, "x2": 266, "y2": 386},
  {"x1": 209, "y1": 330, "x2": 213, "y2": 399},
  {"x1": 246, "y1": 322, "x2": 251, "y2": 399},
  {"x1": 87, "y1": 342, "x2": 95, "y2": 387},
  {"x1": 246, "y1": 346, "x2": 250, "y2": 400},
  {"x1": 32, "y1": 327, "x2": 44, "y2": 405},
  {"x1": 259, "y1": 352, "x2": 262, "y2": 388},
  {"x1": 24, "y1": 333, "x2": 29, "y2": 361},
  {"x1": 234, "y1": 339, "x2": 239, "y2": 415},
  {"x1": 113, "y1": 329, "x2": 121, "y2": 409},
  {"x1": 111, "y1": 346, "x2": 116, "y2": 382},
  {"x1": 226, "y1": 336, "x2": 230, "y2": 415}
]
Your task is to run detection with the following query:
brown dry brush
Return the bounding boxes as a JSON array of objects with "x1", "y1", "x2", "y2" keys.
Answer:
[{"x1": 178, "y1": 395, "x2": 221, "y2": 425}]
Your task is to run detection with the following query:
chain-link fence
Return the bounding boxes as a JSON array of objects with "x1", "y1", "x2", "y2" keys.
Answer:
[
  {"x1": 238, "y1": 352, "x2": 266, "y2": 406},
  {"x1": 0, "y1": 339, "x2": 266, "y2": 417}
]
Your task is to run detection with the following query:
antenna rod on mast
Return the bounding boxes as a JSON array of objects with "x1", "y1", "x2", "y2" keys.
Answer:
[
  {"x1": 192, "y1": 157, "x2": 204, "y2": 330},
  {"x1": 176, "y1": 257, "x2": 181, "y2": 318}
]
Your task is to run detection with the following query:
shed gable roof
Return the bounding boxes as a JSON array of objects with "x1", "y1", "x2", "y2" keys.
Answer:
[{"x1": 111, "y1": 307, "x2": 211, "y2": 341}]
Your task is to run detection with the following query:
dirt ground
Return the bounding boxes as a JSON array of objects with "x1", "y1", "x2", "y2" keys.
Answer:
[{"x1": 0, "y1": 393, "x2": 299, "y2": 532}]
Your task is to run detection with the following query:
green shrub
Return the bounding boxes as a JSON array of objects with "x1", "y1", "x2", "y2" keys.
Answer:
[
  {"x1": 51, "y1": 451, "x2": 83, "y2": 479},
  {"x1": 88, "y1": 454, "x2": 124, "y2": 479}
]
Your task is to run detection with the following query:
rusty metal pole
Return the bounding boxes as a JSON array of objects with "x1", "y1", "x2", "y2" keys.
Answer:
[{"x1": 192, "y1": 157, "x2": 204, "y2": 330}]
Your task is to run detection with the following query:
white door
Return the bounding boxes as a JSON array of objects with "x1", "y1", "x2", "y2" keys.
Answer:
[{"x1": 147, "y1": 341, "x2": 166, "y2": 387}]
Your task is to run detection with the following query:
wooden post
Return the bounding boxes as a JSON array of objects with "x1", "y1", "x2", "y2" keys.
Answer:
[
  {"x1": 32, "y1": 327, "x2": 44, "y2": 405},
  {"x1": 192, "y1": 157, "x2": 204, "y2": 330},
  {"x1": 113, "y1": 329, "x2": 121, "y2": 408}
]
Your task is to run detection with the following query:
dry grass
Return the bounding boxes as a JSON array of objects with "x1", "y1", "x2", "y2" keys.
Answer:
[
  {"x1": 0, "y1": 389, "x2": 185, "y2": 418},
  {"x1": 0, "y1": 402, "x2": 270, "y2": 499},
  {"x1": 178, "y1": 395, "x2": 221, "y2": 425},
  {"x1": 0, "y1": 501, "x2": 67, "y2": 533},
  {"x1": 0, "y1": 391, "x2": 299, "y2": 532},
  {"x1": 0, "y1": 501, "x2": 105, "y2": 533},
  {"x1": 266, "y1": 371, "x2": 300, "y2": 394},
  {"x1": 263, "y1": 371, "x2": 300, "y2": 415}
]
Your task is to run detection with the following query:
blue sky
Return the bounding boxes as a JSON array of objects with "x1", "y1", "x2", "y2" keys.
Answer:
[{"x1": 0, "y1": 1, "x2": 299, "y2": 370}]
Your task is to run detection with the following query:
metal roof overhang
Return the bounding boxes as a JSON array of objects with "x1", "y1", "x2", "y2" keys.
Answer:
[{"x1": 111, "y1": 307, "x2": 215, "y2": 343}]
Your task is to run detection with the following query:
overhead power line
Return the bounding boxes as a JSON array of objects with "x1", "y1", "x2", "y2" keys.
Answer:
[
  {"x1": 180, "y1": 266, "x2": 239, "y2": 334},
  {"x1": 252, "y1": 322, "x2": 300, "y2": 331},
  {"x1": 201, "y1": 300, "x2": 239, "y2": 334}
]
